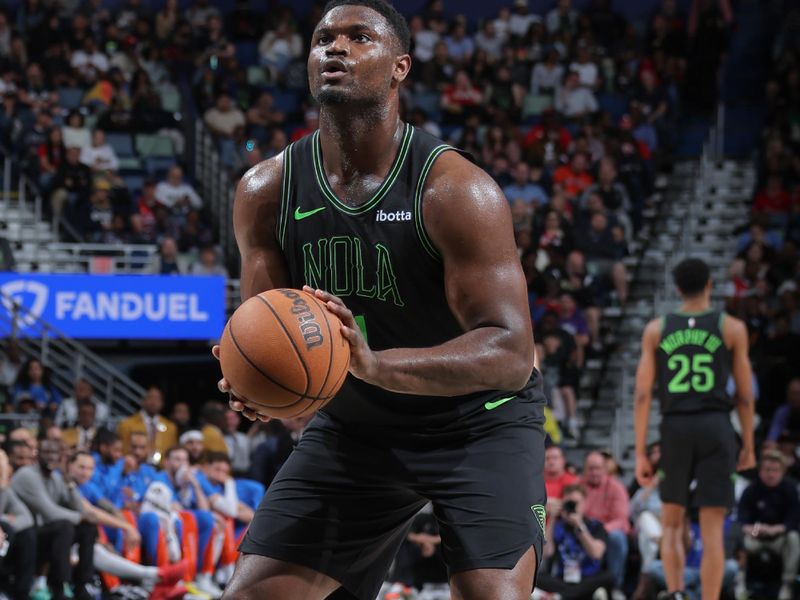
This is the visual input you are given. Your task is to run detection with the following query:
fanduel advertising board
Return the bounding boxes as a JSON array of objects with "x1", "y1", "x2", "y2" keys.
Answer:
[{"x1": 0, "y1": 274, "x2": 226, "y2": 339}]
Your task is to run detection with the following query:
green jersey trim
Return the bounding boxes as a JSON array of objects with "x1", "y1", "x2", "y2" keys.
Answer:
[
  {"x1": 718, "y1": 311, "x2": 726, "y2": 332},
  {"x1": 674, "y1": 308, "x2": 714, "y2": 317},
  {"x1": 311, "y1": 123, "x2": 414, "y2": 215},
  {"x1": 276, "y1": 142, "x2": 295, "y2": 251},
  {"x1": 414, "y1": 144, "x2": 454, "y2": 261}
]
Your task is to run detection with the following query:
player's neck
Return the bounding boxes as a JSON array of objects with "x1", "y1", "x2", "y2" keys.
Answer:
[
  {"x1": 679, "y1": 297, "x2": 710, "y2": 314},
  {"x1": 318, "y1": 104, "x2": 403, "y2": 179}
]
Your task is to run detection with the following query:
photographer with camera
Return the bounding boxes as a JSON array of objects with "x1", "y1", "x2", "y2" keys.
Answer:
[{"x1": 535, "y1": 484, "x2": 616, "y2": 600}]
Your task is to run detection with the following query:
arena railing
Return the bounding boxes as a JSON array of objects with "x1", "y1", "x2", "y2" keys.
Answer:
[
  {"x1": 37, "y1": 243, "x2": 160, "y2": 274},
  {"x1": 0, "y1": 289, "x2": 146, "y2": 418}
]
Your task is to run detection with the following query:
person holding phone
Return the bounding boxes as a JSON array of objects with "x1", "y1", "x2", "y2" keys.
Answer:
[{"x1": 535, "y1": 484, "x2": 615, "y2": 600}]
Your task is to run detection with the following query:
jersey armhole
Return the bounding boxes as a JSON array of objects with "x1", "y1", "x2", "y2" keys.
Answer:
[
  {"x1": 413, "y1": 144, "x2": 456, "y2": 262},
  {"x1": 275, "y1": 143, "x2": 295, "y2": 252}
]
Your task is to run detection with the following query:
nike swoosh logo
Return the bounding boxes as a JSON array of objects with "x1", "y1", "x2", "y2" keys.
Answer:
[
  {"x1": 294, "y1": 206, "x2": 327, "y2": 220},
  {"x1": 484, "y1": 396, "x2": 515, "y2": 411}
]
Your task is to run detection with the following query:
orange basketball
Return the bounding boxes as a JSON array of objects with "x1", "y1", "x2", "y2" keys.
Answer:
[{"x1": 218, "y1": 288, "x2": 350, "y2": 418}]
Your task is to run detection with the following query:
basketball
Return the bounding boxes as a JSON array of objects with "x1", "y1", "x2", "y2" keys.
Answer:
[{"x1": 218, "y1": 288, "x2": 351, "y2": 418}]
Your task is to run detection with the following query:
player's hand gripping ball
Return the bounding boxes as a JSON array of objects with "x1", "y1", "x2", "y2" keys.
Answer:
[{"x1": 217, "y1": 288, "x2": 350, "y2": 419}]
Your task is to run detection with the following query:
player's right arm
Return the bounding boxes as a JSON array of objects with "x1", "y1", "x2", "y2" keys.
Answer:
[
  {"x1": 212, "y1": 154, "x2": 291, "y2": 421},
  {"x1": 633, "y1": 318, "x2": 661, "y2": 487},
  {"x1": 725, "y1": 314, "x2": 756, "y2": 471}
]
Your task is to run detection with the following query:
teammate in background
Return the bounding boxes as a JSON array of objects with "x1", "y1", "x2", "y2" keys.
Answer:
[
  {"x1": 633, "y1": 258, "x2": 756, "y2": 600},
  {"x1": 213, "y1": 1, "x2": 546, "y2": 598}
]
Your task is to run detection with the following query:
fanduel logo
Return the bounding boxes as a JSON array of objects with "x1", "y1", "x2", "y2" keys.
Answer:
[
  {"x1": 376, "y1": 209, "x2": 412, "y2": 222},
  {"x1": 0, "y1": 279, "x2": 49, "y2": 328}
]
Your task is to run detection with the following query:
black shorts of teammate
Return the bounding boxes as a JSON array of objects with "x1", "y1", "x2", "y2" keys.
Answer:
[
  {"x1": 659, "y1": 411, "x2": 739, "y2": 508},
  {"x1": 239, "y1": 381, "x2": 548, "y2": 600}
]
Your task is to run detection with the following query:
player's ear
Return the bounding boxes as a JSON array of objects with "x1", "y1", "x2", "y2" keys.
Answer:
[{"x1": 392, "y1": 53, "x2": 411, "y2": 84}]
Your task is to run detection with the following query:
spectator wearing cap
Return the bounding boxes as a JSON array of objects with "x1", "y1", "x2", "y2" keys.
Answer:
[
  {"x1": 739, "y1": 450, "x2": 800, "y2": 600},
  {"x1": 581, "y1": 451, "x2": 630, "y2": 596},
  {"x1": 50, "y1": 145, "x2": 93, "y2": 231},
  {"x1": 180, "y1": 430, "x2": 205, "y2": 465}
]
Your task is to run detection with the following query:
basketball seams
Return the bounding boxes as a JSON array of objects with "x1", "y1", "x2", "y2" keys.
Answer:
[
  {"x1": 254, "y1": 293, "x2": 312, "y2": 398},
  {"x1": 226, "y1": 320, "x2": 307, "y2": 407}
]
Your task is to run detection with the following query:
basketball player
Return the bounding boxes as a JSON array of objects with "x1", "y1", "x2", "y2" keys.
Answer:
[
  {"x1": 633, "y1": 258, "x2": 755, "y2": 600},
  {"x1": 211, "y1": 1, "x2": 547, "y2": 598}
]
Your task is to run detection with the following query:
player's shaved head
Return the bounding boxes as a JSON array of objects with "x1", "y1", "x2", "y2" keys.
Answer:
[
  {"x1": 673, "y1": 257, "x2": 711, "y2": 298},
  {"x1": 321, "y1": 0, "x2": 410, "y2": 53}
]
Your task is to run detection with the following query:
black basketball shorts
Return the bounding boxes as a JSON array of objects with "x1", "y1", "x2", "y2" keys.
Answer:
[
  {"x1": 659, "y1": 411, "x2": 739, "y2": 509},
  {"x1": 239, "y1": 383, "x2": 548, "y2": 600}
]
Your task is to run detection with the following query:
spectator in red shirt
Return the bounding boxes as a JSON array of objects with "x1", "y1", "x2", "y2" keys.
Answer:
[
  {"x1": 290, "y1": 108, "x2": 319, "y2": 142},
  {"x1": 582, "y1": 450, "x2": 631, "y2": 595},
  {"x1": 553, "y1": 152, "x2": 594, "y2": 201},
  {"x1": 523, "y1": 110, "x2": 573, "y2": 166},
  {"x1": 754, "y1": 175, "x2": 793, "y2": 227},
  {"x1": 545, "y1": 445, "x2": 579, "y2": 502},
  {"x1": 440, "y1": 69, "x2": 483, "y2": 124}
]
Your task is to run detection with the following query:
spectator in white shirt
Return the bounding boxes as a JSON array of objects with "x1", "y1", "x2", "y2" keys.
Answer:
[
  {"x1": 55, "y1": 379, "x2": 108, "y2": 429},
  {"x1": 258, "y1": 19, "x2": 302, "y2": 78},
  {"x1": 509, "y1": 0, "x2": 541, "y2": 38},
  {"x1": 556, "y1": 71, "x2": 598, "y2": 118},
  {"x1": 409, "y1": 15, "x2": 439, "y2": 63},
  {"x1": 474, "y1": 20, "x2": 505, "y2": 61},
  {"x1": 492, "y1": 7, "x2": 513, "y2": 41},
  {"x1": 79, "y1": 130, "x2": 119, "y2": 173},
  {"x1": 570, "y1": 42, "x2": 599, "y2": 89},
  {"x1": 204, "y1": 92, "x2": 245, "y2": 140},
  {"x1": 531, "y1": 47, "x2": 564, "y2": 97},
  {"x1": 61, "y1": 111, "x2": 91, "y2": 150},
  {"x1": 155, "y1": 165, "x2": 202, "y2": 210},
  {"x1": 223, "y1": 410, "x2": 251, "y2": 477},
  {"x1": 70, "y1": 37, "x2": 109, "y2": 83}
]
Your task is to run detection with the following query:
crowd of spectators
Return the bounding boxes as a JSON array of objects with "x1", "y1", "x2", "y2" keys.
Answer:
[
  {"x1": 0, "y1": 376, "x2": 317, "y2": 600},
  {"x1": 0, "y1": 0, "x2": 233, "y2": 275}
]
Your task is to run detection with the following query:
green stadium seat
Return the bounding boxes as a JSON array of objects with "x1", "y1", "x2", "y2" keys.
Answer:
[
  {"x1": 522, "y1": 94, "x2": 553, "y2": 119},
  {"x1": 247, "y1": 66, "x2": 268, "y2": 87},
  {"x1": 158, "y1": 85, "x2": 181, "y2": 113},
  {"x1": 135, "y1": 134, "x2": 174, "y2": 157}
]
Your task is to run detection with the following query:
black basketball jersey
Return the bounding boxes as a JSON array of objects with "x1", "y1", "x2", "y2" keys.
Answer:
[
  {"x1": 275, "y1": 123, "x2": 540, "y2": 429},
  {"x1": 656, "y1": 310, "x2": 733, "y2": 415}
]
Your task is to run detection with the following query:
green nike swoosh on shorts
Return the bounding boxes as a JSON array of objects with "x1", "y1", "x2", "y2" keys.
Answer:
[
  {"x1": 294, "y1": 206, "x2": 327, "y2": 220},
  {"x1": 484, "y1": 395, "x2": 515, "y2": 411}
]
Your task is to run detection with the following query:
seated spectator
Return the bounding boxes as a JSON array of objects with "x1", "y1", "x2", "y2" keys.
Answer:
[
  {"x1": 536, "y1": 311, "x2": 580, "y2": 441},
  {"x1": 474, "y1": 19, "x2": 504, "y2": 61},
  {"x1": 170, "y1": 401, "x2": 193, "y2": 437},
  {"x1": 245, "y1": 91, "x2": 285, "y2": 133},
  {"x1": 531, "y1": 46, "x2": 564, "y2": 99},
  {"x1": 180, "y1": 430, "x2": 206, "y2": 465},
  {"x1": 766, "y1": 378, "x2": 800, "y2": 444},
  {"x1": 440, "y1": 70, "x2": 483, "y2": 125},
  {"x1": 753, "y1": 174, "x2": 793, "y2": 228},
  {"x1": 443, "y1": 20, "x2": 474, "y2": 65},
  {"x1": 558, "y1": 291, "x2": 590, "y2": 367},
  {"x1": 70, "y1": 36, "x2": 109, "y2": 84},
  {"x1": 630, "y1": 446, "x2": 663, "y2": 571},
  {"x1": 0, "y1": 448, "x2": 35, "y2": 600},
  {"x1": 50, "y1": 145, "x2": 93, "y2": 230},
  {"x1": 204, "y1": 92, "x2": 245, "y2": 140},
  {"x1": 63, "y1": 401, "x2": 101, "y2": 452},
  {"x1": 739, "y1": 450, "x2": 800, "y2": 600},
  {"x1": 545, "y1": 445, "x2": 579, "y2": 501},
  {"x1": 508, "y1": 0, "x2": 539, "y2": 39},
  {"x1": 581, "y1": 451, "x2": 630, "y2": 597},
  {"x1": 580, "y1": 157, "x2": 632, "y2": 238},
  {"x1": 82, "y1": 182, "x2": 115, "y2": 241},
  {"x1": 119, "y1": 431, "x2": 160, "y2": 508},
  {"x1": 197, "y1": 452, "x2": 261, "y2": 539},
  {"x1": 12, "y1": 439, "x2": 97, "y2": 600},
  {"x1": 537, "y1": 483, "x2": 614, "y2": 599},
  {"x1": 546, "y1": 0, "x2": 578, "y2": 36},
  {"x1": 199, "y1": 401, "x2": 230, "y2": 456},
  {"x1": 191, "y1": 246, "x2": 229, "y2": 277},
  {"x1": 79, "y1": 129, "x2": 119, "y2": 173},
  {"x1": 554, "y1": 153, "x2": 594, "y2": 201},
  {"x1": 556, "y1": 71, "x2": 598, "y2": 119},
  {"x1": 61, "y1": 110, "x2": 92, "y2": 150},
  {"x1": 224, "y1": 410, "x2": 251, "y2": 478},
  {"x1": 575, "y1": 210, "x2": 628, "y2": 305},
  {"x1": 37, "y1": 125, "x2": 65, "y2": 191},
  {"x1": 537, "y1": 208, "x2": 573, "y2": 263},
  {"x1": 257, "y1": 17, "x2": 302, "y2": 80},
  {"x1": 12, "y1": 358, "x2": 61, "y2": 415},
  {"x1": 155, "y1": 165, "x2": 202, "y2": 211},
  {"x1": 55, "y1": 378, "x2": 106, "y2": 428},
  {"x1": 290, "y1": 108, "x2": 319, "y2": 142},
  {"x1": 503, "y1": 161, "x2": 549, "y2": 208},
  {"x1": 4, "y1": 439, "x2": 35, "y2": 472},
  {"x1": 117, "y1": 386, "x2": 177, "y2": 464}
]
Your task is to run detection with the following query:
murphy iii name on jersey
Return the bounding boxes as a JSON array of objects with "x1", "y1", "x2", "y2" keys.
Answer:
[{"x1": 302, "y1": 236, "x2": 404, "y2": 307}]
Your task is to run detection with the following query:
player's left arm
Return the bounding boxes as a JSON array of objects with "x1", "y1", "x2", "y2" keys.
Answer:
[
  {"x1": 633, "y1": 318, "x2": 660, "y2": 487},
  {"x1": 316, "y1": 151, "x2": 534, "y2": 396},
  {"x1": 725, "y1": 314, "x2": 756, "y2": 471}
]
